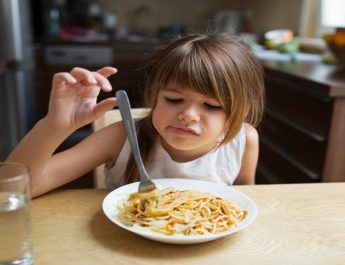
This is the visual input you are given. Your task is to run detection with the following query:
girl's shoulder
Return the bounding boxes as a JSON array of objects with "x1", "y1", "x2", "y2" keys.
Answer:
[
  {"x1": 220, "y1": 123, "x2": 257, "y2": 155},
  {"x1": 243, "y1": 124, "x2": 258, "y2": 146}
]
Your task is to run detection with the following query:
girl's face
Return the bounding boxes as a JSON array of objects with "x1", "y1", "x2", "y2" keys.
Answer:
[{"x1": 152, "y1": 83, "x2": 227, "y2": 161}]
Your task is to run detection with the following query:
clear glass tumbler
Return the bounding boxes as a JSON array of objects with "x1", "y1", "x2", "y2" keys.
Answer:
[{"x1": 0, "y1": 162, "x2": 33, "y2": 265}]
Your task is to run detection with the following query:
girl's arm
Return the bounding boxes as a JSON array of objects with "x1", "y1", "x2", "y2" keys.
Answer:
[
  {"x1": 6, "y1": 67, "x2": 119, "y2": 197},
  {"x1": 234, "y1": 125, "x2": 259, "y2": 185},
  {"x1": 30, "y1": 120, "x2": 126, "y2": 197}
]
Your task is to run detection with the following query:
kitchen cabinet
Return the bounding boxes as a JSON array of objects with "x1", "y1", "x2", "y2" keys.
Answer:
[{"x1": 257, "y1": 59, "x2": 345, "y2": 184}]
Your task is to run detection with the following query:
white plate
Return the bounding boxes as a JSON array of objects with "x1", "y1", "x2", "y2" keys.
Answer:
[{"x1": 102, "y1": 178, "x2": 257, "y2": 244}]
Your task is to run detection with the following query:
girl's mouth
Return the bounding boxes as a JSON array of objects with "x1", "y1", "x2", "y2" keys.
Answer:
[{"x1": 169, "y1": 126, "x2": 199, "y2": 136}]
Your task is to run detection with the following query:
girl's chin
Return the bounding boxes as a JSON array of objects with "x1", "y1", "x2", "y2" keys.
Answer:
[{"x1": 161, "y1": 137, "x2": 196, "y2": 151}]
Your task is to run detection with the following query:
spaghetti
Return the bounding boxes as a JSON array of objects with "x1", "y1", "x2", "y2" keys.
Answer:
[{"x1": 117, "y1": 187, "x2": 248, "y2": 236}]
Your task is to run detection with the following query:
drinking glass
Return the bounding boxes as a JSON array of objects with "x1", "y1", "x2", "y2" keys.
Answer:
[{"x1": 0, "y1": 162, "x2": 33, "y2": 265}]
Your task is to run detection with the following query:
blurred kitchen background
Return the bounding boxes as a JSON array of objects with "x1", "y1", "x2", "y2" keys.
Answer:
[{"x1": 1, "y1": 0, "x2": 344, "y2": 186}]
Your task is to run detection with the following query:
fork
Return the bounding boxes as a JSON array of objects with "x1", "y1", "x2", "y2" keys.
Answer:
[{"x1": 116, "y1": 90, "x2": 157, "y2": 193}]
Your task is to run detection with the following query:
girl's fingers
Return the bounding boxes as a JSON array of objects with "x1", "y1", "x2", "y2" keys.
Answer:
[
  {"x1": 53, "y1": 73, "x2": 77, "y2": 85},
  {"x1": 91, "y1": 71, "x2": 113, "y2": 92},
  {"x1": 97, "y1": 67, "x2": 117, "y2": 78},
  {"x1": 70, "y1": 67, "x2": 116, "y2": 90},
  {"x1": 70, "y1": 67, "x2": 97, "y2": 85},
  {"x1": 93, "y1": 97, "x2": 117, "y2": 119}
]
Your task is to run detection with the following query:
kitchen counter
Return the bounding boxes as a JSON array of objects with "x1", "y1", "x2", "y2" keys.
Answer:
[
  {"x1": 31, "y1": 183, "x2": 345, "y2": 265},
  {"x1": 256, "y1": 54, "x2": 345, "y2": 184},
  {"x1": 257, "y1": 50, "x2": 345, "y2": 97}
]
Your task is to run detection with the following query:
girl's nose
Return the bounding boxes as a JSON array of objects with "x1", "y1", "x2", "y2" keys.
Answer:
[{"x1": 178, "y1": 104, "x2": 201, "y2": 123}]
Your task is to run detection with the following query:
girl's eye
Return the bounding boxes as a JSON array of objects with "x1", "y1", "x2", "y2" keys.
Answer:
[
  {"x1": 204, "y1": 103, "x2": 222, "y2": 110},
  {"x1": 165, "y1": 97, "x2": 183, "y2": 104}
]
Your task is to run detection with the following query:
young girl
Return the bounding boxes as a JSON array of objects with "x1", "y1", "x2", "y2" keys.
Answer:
[{"x1": 6, "y1": 32, "x2": 264, "y2": 198}]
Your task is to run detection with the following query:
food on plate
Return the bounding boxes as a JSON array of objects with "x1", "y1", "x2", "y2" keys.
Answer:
[{"x1": 117, "y1": 187, "x2": 248, "y2": 236}]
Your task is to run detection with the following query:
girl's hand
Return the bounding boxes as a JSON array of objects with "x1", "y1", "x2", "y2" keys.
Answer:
[{"x1": 47, "y1": 67, "x2": 118, "y2": 131}]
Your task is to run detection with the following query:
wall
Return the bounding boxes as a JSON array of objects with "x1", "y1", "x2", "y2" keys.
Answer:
[
  {"x1": 98, "y1": 0, "x2": 241, "y2": 35},
  {"x1": 99, "y1": 0, "x2": 303, "y2": 38},
  {"x1": 241, "y1": 0, "x2": 303, "y2": 36}
]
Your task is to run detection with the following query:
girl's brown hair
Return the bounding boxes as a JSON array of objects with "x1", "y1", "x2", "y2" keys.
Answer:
[{"x1": 123, "y1": 32, "x2": 265, "y2": 184}]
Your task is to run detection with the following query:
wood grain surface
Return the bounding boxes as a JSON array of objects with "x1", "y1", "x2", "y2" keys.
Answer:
[{"x1": 31, "y1": 183, "x2": 345, "y2": 265}]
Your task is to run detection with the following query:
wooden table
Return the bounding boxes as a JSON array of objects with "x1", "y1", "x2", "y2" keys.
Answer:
[{"x1": 31, "y1": 183, "x2": 345, "y2": 265}]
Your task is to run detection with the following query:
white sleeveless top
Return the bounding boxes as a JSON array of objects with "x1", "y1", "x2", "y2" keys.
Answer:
[{"x1": 105, "y1": 124, "x2": 247, "y2": 189}]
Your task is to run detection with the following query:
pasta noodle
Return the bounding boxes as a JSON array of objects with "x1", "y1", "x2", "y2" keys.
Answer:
[{"x1": 117, "y1": 187, "x2": 248, "y2": 236}]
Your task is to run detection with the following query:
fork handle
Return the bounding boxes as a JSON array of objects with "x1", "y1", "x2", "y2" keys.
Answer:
[{"x1": 116, "y1": 90, "x2": 150, "y2": 181}]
